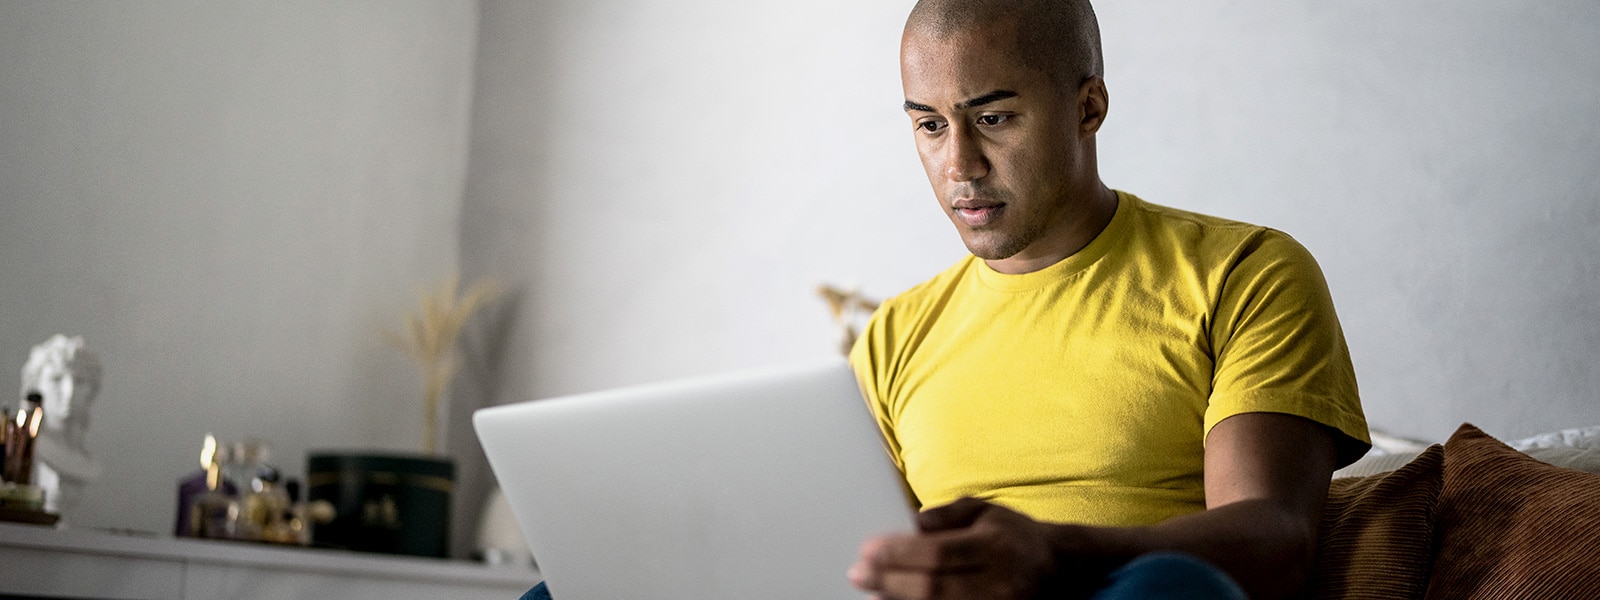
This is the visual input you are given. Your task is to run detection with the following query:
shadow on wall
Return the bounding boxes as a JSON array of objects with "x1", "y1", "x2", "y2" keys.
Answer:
[{"x1": 449, "y1": 285, "x2": 524, "y2": 559}]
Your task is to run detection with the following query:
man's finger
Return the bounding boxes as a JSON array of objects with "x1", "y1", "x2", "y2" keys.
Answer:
[
  {"x1": 849, "y1": 537, "x2": 890, "y2": 590},
  {"x1": 874, "y1": 569, "x2": 938, "y2": 600},
  {"x1": 916, "y1": 496, "x2": 991, "y2": 531},
  {"x1": 865, "y1": 530, "x2": 988, "y2": 571},
  {"x1": 876, "y1": 569, "x2": 1008, "y2": 600}
]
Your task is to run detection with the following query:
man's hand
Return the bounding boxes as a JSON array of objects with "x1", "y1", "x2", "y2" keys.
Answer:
[{"x1": 848, "y1": 497, "x2": 1081, "y2": 600}]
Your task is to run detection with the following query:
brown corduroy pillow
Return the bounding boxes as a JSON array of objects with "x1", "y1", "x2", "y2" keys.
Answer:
[
  {"x1": 1301, "y1": 444, "x2": 1444, "y2": 600},
  {"x1": 1423, "y1": 423, "x2": 1600, "y2": 600}
]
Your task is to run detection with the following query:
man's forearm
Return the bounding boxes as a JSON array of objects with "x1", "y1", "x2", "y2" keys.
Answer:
[{"x1": 1051, "y1": 498, "x2": 1318, "y2": 599}]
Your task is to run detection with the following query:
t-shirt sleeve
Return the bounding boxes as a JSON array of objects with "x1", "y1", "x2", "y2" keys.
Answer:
[
  {"x1": 848, "y1": 307, "x2": 907, "y2": 474},
  {"x1": 1204, "y1": 230, "x2": 1371, "y2": 467}
]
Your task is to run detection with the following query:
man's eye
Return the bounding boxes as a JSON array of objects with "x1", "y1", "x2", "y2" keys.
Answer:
[
  {"x1": 918, "y1": 120, "x2": 946, "y2": 133},
  {"x1": 977, "y1": 114, "x2": 1008, "y2": 126}
]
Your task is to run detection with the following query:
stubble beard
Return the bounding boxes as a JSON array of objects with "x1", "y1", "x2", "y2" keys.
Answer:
[
  {"x1": 948, "y1": 192, "x2": 1044, "y2": 261},
  {"x1": 959, "y1": 224, "x2": 1037, "y2": 261}
]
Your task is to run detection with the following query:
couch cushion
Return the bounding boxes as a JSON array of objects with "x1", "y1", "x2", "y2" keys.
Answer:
[
  {"x1": 1423, "y1": 423, "x2": 1600, "y2": 600},
  {"x1": 1302, "y1": 444, "x2": 1443, "y2": 600}
]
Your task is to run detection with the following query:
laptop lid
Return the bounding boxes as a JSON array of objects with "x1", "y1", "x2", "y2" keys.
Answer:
[{"x1": 473, "y1": 360, "x2": 915, "y2": 600}]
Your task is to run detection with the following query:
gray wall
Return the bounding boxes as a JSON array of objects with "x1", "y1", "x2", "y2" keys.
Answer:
[
  {"x1": 0, "y1": 1, "x2": 480, "y2": 547},
  {"x1": 461, "y1": 0, "x2": 951, "y2": 411},
  {"x1": 463, "y1": 0, "x2": 1599, "y2": 445}
]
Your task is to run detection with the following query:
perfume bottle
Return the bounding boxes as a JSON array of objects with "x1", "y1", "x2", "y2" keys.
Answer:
[
  {"x1": 283, "y1": 478, "x2": 310, "y2": 545},
  {"x1": 224, "y1": 440, "x2": 273, "y2": 541},
  {"x1": 2, "y1": 393, "x2": 43, "y2": 485},
  {"x1": 0, "y1": 402, "x2": 9, "y2": 479},
  {"x1": 188, "y1": 435, "x2": 239, "y2": 539},
  {"x1": 176, "y1": 434, "x2": 237, "y2": 537},
  {"x1": 245, "y1": 467, "x2": 299, "y2": 544}
]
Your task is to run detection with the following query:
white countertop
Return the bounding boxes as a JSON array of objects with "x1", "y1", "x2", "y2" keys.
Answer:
[{"x1": 0, "y1": 520, "x2": 539, "y2": 588}]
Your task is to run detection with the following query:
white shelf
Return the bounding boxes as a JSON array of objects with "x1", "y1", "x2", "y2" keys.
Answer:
[{"x1": 0, "y1": 521, "x2": 540, "y2": 600}]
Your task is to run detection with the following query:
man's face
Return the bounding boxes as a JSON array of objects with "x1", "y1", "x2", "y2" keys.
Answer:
[{"x1": 901, "y1": 23, "x2": 1088, "y2": 264}]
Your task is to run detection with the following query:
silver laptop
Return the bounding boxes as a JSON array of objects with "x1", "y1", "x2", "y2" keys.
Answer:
[{"x1": 473, "y1": 360, "x2": 915, "y2": 600}]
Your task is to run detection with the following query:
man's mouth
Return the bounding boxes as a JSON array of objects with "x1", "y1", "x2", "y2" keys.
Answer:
[{"x1": 952, "y1": 200, "x2": 1005, "y2": 227}]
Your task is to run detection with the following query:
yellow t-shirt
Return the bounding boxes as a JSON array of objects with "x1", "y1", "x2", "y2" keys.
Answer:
[{"x1": 849, "y1": 191, "x2": 1369, "y2": 527}]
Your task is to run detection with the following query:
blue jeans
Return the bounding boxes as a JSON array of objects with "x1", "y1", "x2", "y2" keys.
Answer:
[
  {"x1": 518, "y1": 551, "x2": 1246, "y2": 599},
  {"x1": 518, "y1": 582, "x2": 551, "y2": 600},
  {"x1": 1088, "y1": 552, "x2": 1248, "y2": 599}
]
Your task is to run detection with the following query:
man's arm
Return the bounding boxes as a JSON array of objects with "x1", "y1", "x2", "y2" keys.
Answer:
[{"x1": 848, "y1": 412, "x2": 1339, "y2": 600}]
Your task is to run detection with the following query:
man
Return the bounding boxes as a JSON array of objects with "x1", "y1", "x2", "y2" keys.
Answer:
[{"x1": 845, "y1": 1, "x2": 1369, "y2": 599}]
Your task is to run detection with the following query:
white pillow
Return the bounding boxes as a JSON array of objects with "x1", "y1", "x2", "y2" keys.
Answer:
[
  {"x1": 1333, "y1": 424, "x2": 1600, "y2": 479},
  {"x1": 1506, "y1": 425, "x2": 1600, "y2": 451},
  {"x1": 1334, "y1": 450, "x2": 1426, "y2": 479},
  {"x1": 1367, "y1": 429, "x2": 1434, "y2": 456}
]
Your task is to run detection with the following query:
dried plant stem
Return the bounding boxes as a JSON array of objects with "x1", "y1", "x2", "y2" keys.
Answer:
[
  {"x1": 817, "y1": 283, "x2": 880, "y2": 356},
  {"x1": 387, "y1": 275, "x2": 499, "y2": 455},
  {"x1": 420, "y1": 363, "x2": 456, "y2": 455}
]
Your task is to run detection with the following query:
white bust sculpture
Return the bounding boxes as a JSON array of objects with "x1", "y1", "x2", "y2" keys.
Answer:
[{"x1": 20, "y1": 334, "x2": 103, "y2": 516}]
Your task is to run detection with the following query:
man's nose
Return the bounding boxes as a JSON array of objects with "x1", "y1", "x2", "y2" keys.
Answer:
[{"x1": 944, "y1": 126, "x2": 989, "y2": 182}]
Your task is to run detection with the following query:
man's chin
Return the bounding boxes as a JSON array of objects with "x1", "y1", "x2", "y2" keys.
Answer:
[{"x1": 959, "y1": 233, "x2": 1026, "y2": 261}]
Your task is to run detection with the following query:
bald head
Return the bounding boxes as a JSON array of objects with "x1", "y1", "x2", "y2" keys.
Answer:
[{"x1": 906, "y1": 0, "x2": 1102, "y2": 93}]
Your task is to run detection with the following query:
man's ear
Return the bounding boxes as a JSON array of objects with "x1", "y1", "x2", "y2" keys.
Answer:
[{"x1": 1078, "y1": 76, "x2": 1109, "y2": 138}]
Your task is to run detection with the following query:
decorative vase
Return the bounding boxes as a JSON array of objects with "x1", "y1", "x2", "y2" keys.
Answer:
[
  {"x1": 475, "y1": 485, "x2": 535, "y2": 568},
  {"x1": 306, "y1": 452, "x2": 454, "y2": 558}
]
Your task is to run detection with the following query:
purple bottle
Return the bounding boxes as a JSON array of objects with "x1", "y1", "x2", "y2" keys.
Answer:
[{"x1": 174, "y1": 435, "x2": 236, "y2": 537}]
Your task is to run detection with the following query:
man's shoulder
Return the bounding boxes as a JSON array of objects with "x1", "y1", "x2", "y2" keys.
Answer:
[
  {"x1": 1121, "y1": 193, "x2": 1314, "y2": 268},
  {"x1": 1126, "y1": 194, "x2": 1270, "y2": 241},
  {"x1": 849, "y1": 256, "x2": 980, "y2": 382}
]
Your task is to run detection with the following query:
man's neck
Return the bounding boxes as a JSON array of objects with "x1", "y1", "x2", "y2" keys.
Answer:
[{"x1": 984, "y1": 184, "x2": 1119, "y2": 275}]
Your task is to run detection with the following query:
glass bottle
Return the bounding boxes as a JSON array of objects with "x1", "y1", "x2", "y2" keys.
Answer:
[{"x1": 189, "y1": 441, "x2": 238, "y2": 540}]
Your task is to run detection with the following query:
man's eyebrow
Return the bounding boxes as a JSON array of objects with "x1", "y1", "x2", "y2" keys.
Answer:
[
  {"x1": 958, "y1": 90, "x2": 1018, "y2": 109},
  {"x1": 901, "y1": 90, "x2": 1020, "y2": 113}
]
